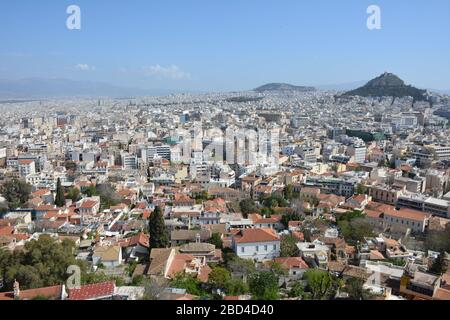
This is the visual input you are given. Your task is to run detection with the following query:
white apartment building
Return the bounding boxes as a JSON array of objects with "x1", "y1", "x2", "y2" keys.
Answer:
[
  {"x1": 346, "y1": 144, "x2": 367, "y2": 164},
  {"x1": 18, "y1": 159, "x2": 36, "y2": 177},
  {"x1": 232, "y1": 228, "x2": 281, "y2": 261},
  {"x1": 122, "y1": 153, "x2": 138, "y2": 170},
  {"x1": 142, "y1": 145, "x2": 172, "y2": 162}
]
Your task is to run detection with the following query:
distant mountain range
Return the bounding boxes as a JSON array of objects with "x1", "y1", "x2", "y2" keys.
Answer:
[
  {"x1": 254, "y1": 83, "x2": 316, "y2": 93},
  {"x1": 0, "y1": 78, "x2": 172, "y2": 99},
  {"x1": 341, "y1": 72, "x2": 428, "y2": 101},
  {"x1": 0, "y1": 76, "x2": 446, "y2": 100}
]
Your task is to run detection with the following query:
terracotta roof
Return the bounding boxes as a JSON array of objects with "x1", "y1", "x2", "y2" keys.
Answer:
[
  {"x1": 292, "y1": 231, "x2": 304, "y2": 241},
  {"x1": 434, "y1": 287, "x2": 450, "y2": 300},
  {"x1": 288, "y1": 221, "x2": 302, "y2": 228},
  {"x1": 141, "y1": 210, "x2": 152, "y2": 220},
  {"x1": 166, "y1": 254, "x2": 195, "y2": 278},
  {"x1": 0, "y1": 225, "x2": 14, "y2": 236},
  {"x1": 80, "y1": 200, "x2": 98, "y2": 209},
  {"x1": 93, "y1": 246, "x2": 121, "y2": 261},
  {"x1": 0, "y1": 285, "x2": 63, "y2": 301},
  {"x1": 148, "y1": 248, "x2": 175, "y2": 276},
  {"x1": 369, "y1": 250, "x2": 386, "y2": 260},
  {"x1": 255, "y1": 215, "x2": 282, "y2": 224},
  {"x1": 233, "y1": 228, "x2": 280, "y2": 244},
  {"x1": 382, "y1": 205, "x2": 430, "y2": 222},
  {"x1": 35, "y1": 205, "x2": 59, "y2": 211},
  {"x1": 18, "y1": 159, "x2": 34, "y2": 165},
  {"x1": 365, "y1": 209, "x2": 382, "y2": 219},
  {"x1": 31, "y1": 189, "x2": 51, "y2": 197},
  {"x1": 120, "y1": 233, "x2": 150, "y2": 248},
  {"x1": 68, "y1": 281, "x2": 115, "y2": 300},
  {"x1": 204, "y1": 198, "x2": 227, "y2": 213},
  {"x1": 274, "y1": 257, "x2": 309, "y2": 269}
]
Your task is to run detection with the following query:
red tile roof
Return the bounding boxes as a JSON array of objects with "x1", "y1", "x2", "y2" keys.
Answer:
[
  {"x1": 120, "y1": 232, "x2": 150, "y2": 248},
  {"x1": 0, "y1": 225, "x2": 14, "y2": 236},
  {"x1": 31, "y1": 189, "x2": 51, "y2": 197},
  {"x1": 381, "y1": 205, "x2": 430, "y2": 222},
  {"x1": 80, "y1": 200, "x2": 98, "y2": 209},
  {"x1": 234, "y1": 228, "x2": 280, "y2": 244},
  {"x1": 274, "y1": 257, "x2": 309, "y2": 269},
  {"x1": 0, "y1": 285, "x2": 63, "y2": 300},
  {"x1": 67, "y1": 281, "x2": 115, "y2": 300}
]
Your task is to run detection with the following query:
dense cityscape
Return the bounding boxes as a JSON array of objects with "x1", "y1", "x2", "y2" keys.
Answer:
[{"x1": 0, "y1": 72, "x2": 449, "y2": 301}]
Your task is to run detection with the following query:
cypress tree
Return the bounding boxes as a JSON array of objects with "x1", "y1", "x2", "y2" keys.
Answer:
[
  {"x1": 148, "y1": 206, "x2": 169, "y2": 249},
  {"x1": 55, "y1": 178, "x2": 66, "y2": 207}
]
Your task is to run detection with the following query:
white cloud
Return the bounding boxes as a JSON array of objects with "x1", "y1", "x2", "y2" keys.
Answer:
[
  {"x1": 76, "y1": 64, "x2": 95, "y2": 71},
  {"x1": 143, "y1": 64, "x2": 191, "y2": 80}
]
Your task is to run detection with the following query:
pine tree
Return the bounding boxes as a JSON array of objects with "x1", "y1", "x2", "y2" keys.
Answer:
[
  {"x1": 430, "y1": 251, "x2": 447, "y2": 275},
  {"x1": 148, "y1": 206, "x2": 169, "y2": 249},
  {"x1": 55, "y1": 178, "x2": 66, "y2": 207}
]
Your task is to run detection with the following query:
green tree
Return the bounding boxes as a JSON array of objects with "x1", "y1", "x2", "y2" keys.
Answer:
[
  {"x1": 142, "y1": 277, "x2": 168, "y2": 300},
  {"x1": 284, "y1": 184, "x2": 294, "y2": 201},
  {"x1": 170, "y1": 273, "x2": 207, "y2": 296},
  {"x1": 346, "y1": 277, "x2": 372, "y2": 300},
  {"x1": 280, "y1": 235, "x2": 300, "y2": 257},
  {"x1": 304, "y1": 269, "x2": 335, "y2": 300},
  {"x1": 64, "y1": 161, "x2": 77, "y2": 171},
  {"x1": 0, "y1": 235, "x2": 80, "y2": 291},
  {"x1": 225, "y1": 278, "x2": 249, "y2": 296},
  {"x1": 67, "y1": 188, "x2": 81, "y2": 203},
  {"x1": 355, "y1": 183, "x2": 367, "y2": 195},
  {"x1": 84, "y1": 185, "x2": 98, "y2": 197},
  {"x1": 288, "y1": 281, "x2": 305, "y2": 298},
  {"x1": 425, "y1": 226, "x2": 450, "y2": 253},
  {"x1": 262, "y1": 194, "x2": 288, "y2": 209},
  {"x1": 227, "y1": 257, "x2": 255, "y2": 281},
  {"x1": 281, "y1": 206, "x2": 303, "y2": 228},
  {"x1": 54, "y1": 178, "x2": 66, "y2": 207},
  {"x1": 208, "y1": 267, "x2": 231, "y2": 290},
  {"x1": 338, "y1": 218, "x2": 374, "y2": 245},
  {"x1": 96, "y1": 184, "x2": 123, "y2": 210},
  {"x1": 239, "y1": 199, "x2": 259, "y2": 218},
  {"x1": 429, "y1": 251, "x2": 447, "y2": 275},
  {"x1": 0, "y1": 179, "x2": 32, "y2": 209},
  {"x1": 208, "y1": 233, "x2": 223, "y2": 249},
  {"x1": 248, "y1": 271, "x2": 279, "y2": 300},
  {"x1": 148, "y1": 206, "x2": 169, "y2": 249}
]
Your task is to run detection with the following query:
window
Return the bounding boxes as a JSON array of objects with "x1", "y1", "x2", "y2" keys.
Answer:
[
  {"x1": 241, "y1": 247, "x2": 245, "y2": 253},
  {"x1": 273, "y1": 245, "x2": 276, "y2": 250},
  {"x1": 264, "y1": 245, "x2": 268, "y2": 251},
  {"x1": 256, "y1": 246, "x2": 259, "y2": 252}
]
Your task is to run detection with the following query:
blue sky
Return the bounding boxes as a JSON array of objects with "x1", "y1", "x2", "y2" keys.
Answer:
[{"x1": 0, "y1": 0, "x2": 449, "y2": 92}]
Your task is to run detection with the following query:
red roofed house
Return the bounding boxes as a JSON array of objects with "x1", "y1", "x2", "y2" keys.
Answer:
[
  {"x1": 253, "y1": 214, "x2": 283, "y2": 231},
  {"x1": 119, "y1": 232, "x2": 150, "y2": 261},
  {"x1": 0, "y1": 281, "x2": 65, "y2": 301},
  {"x1": 18, "y1": 159, "x2": 35, "y2": 177},
  {"x1": 77, "y1": 197, "x2": 100, "y2": 217},
  {"x1": 164, "y1": 250, "x2": 212, "y2": 283},
  {"x1": 200, "y1": 198, "x2": 227, "y2": 225},
  {"x1": 381, "y1": 205, "x2": 431, "y2": 233},
  {"x1": 67, "y1": 281, "x2": 116, "y2": 300},
  {"x1": 232, "y1": 228, "x2": 281, "y2": 261},
  {"x1": 274, "y1": 257, "x2": 309, "y2": 279}
]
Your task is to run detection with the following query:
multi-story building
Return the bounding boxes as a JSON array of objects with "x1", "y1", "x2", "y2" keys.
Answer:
[
  {"x1": 367, "y1": 184, "x2": 404, "y2": 205},
  {"x1": 232, "y1": 228, "x2": 281, "y2": 261},
  {"x1": 18, "y1": 159, "x2": 36, "y2": 177}
]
